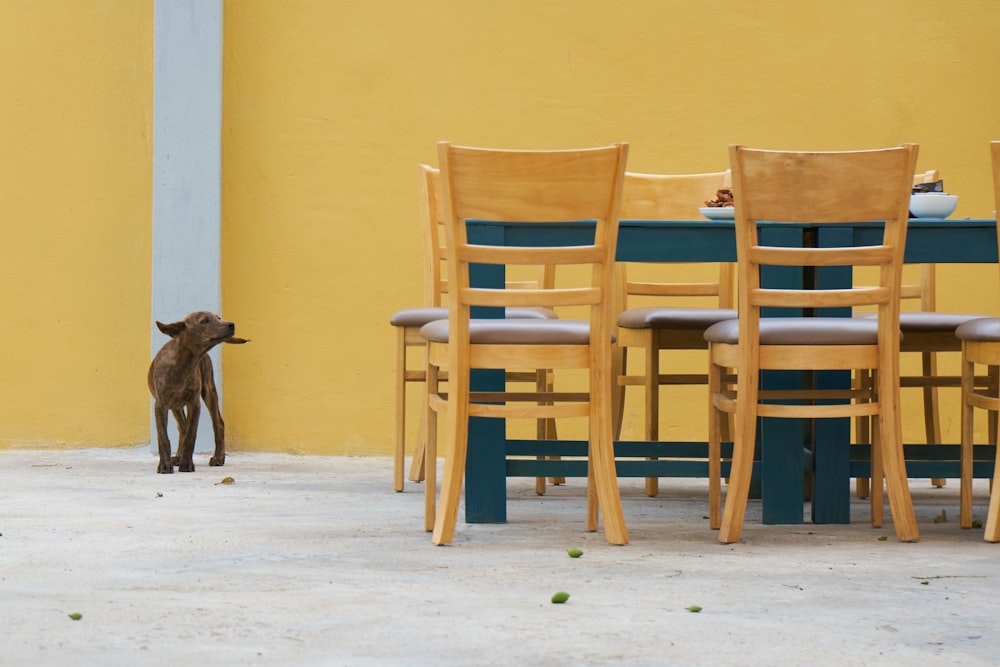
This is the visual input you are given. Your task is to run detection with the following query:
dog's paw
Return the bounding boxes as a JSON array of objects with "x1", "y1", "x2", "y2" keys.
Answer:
[
  {"x1": 209, "y1": 456, "x2": 225, "y2": 467},
  {"x1": 178, "y1": 461, "x2": 196, "y2": 473},
  {"x1": 157, "y1": 461, "x2": 174, "y2": 474},
  {"x1": 170, "y1": 455, "x2": 181, "y2": 466}
]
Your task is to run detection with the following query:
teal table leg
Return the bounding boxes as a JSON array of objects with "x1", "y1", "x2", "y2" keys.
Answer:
[
  {"x1": 812, "y1": 227, "x2": 855, "y2": 524},
  {"x1": 759, "y1": 227, "x2": 806, "y2": 524}
]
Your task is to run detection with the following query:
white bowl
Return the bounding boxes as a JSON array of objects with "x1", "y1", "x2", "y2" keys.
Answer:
[
  {"x1": 699, "y1": 206, "x2": 735, "y2": 220},
  {"x1": 909, "y1": 193, "x2": 958, "y2": 219}
]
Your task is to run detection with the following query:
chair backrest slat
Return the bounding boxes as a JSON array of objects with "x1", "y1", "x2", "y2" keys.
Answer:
[
  {"x1": 753, "y1": 286, "x2": 892, "y2": 309},
  {"x1": 736, "y1": 148, "x2": 916, "y2": 223},
  {"x1": 461, "y1": 286, "x2": 603, "y2": 309}
]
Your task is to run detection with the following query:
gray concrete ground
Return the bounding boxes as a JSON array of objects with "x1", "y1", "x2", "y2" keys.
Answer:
[{"x1": 2, "y1": 446, "x2": 999, "y2": 666}]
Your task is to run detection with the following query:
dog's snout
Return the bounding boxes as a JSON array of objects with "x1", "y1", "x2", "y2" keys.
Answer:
[{"x1": 224, "y1": 321, "x2": 235, "y2": 334}]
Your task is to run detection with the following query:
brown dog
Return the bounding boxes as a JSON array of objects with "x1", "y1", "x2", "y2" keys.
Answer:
[{"x1": 148, "y1": 311, "x2": 248, "y2": 474}]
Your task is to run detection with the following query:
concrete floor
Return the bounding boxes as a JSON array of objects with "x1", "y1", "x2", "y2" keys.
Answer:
[{"x1": 2, "y1": 446, "x2": 999, "y2": 666}]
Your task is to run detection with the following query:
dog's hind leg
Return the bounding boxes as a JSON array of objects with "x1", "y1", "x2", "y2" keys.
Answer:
[
  {"x1": 154, "y1": 404, "x2": 174, "y2": 474},
  {"x1": 169, "y1": 407, "x2": 188, "y2": 467},
  {"x1": 199, "y1": 355, "x2": 226, "y2": 467},
  {"x1": 175, "y1": 404, "x2": 200, "y2": 472}
]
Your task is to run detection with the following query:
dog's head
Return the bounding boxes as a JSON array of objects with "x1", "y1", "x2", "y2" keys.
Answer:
[{"x1": 156, "y1": 312, "x2": 249, "y2": 348}]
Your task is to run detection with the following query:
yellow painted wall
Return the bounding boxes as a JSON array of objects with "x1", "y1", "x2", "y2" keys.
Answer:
[
  {"x1": 3, "y1": 1, "x2": 995, "y2": 453},
  {"x1": 220, "y1": 0, "x2": 1000, "y2": 455},
  {"x1": 0, "y1": 2, "x2": 152, "y2": 447}
]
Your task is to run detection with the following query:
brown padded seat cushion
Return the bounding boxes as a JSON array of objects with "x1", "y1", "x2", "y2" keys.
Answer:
[
  {"x1": 390, "y1": 306, "x2": 556, "y2": 328},
  {"x1": 955, "y1": 317, "x2": 1000, "y2": 342},
  {"x1": 617, "y1": 307, "x2": 738, "y2": 330},
  {"x1": 857, "y1": 311, "x2": 987, "y2": 332},
  {"x1": 420, "y1": 318, "x2": 614, "y2": 345},
  {"x1": 704, "y1": 317, "x2": 884, "y2": 346}
]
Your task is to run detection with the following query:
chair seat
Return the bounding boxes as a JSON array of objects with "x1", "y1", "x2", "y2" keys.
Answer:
[
  {"x1": 857, "y1": 310, "x2": 986, "y2": 332},
  {"x1": 617, "y1": 306, "x2": 738, "y2": 330},
  {"x1": 704, "y1": 317, "x2": 881, "y2": 346},
  {"x1": 955, "y1": 317, "x2": 1000, "y2": 342},
  {"x1": 420, "y1": 318, "x2": 604, "y2": 345},
  {"x1": 391, "y1": 306, "x2": 556, "y2": 328}
]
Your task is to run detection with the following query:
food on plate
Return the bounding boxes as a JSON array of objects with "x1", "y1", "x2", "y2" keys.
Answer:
[{"x1": 704, "y1": 188, "x2": 734, "y2": 208}]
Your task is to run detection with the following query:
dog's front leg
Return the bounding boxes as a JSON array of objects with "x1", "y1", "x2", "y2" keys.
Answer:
[
  {"x1": 154, "y1": 403, "x2": 174, "y2": 474},
  {"x1": 199, "y1": 356, "x2": 226, "y2": 467},
  {"x1": 175, "y1": 402, "x2": 200, "y2": 472}
]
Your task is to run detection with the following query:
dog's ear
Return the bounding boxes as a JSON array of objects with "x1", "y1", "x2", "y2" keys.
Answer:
[
  {"x1": 224, "y1": 337, "x2": 250, "y2": 345},
  {"x1": 156, "y1": 320, "x2": 186, "y2": 338}
]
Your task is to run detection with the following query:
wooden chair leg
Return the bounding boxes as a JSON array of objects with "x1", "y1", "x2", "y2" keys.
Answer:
[
  {"x1": 534, "y1": 368, "x2": 565, "y2": 495},
  {"x1": 718, "y1": 368, "x2": 758, "y2": 544},
  {"x1": 535, "y1": 368, "x2": 549, "y2": 496},
  {"x1": 424, "y1": 365, "x2": 440, "y2": 533},
  {"x1": 854, "y1": 369, "x2": 871, "y2": 500},
  {"x1": 877, "y1": 370, "x2": 919, "y2": 542},
  {"x1": 922, "y1": 351, "x2": 946, "y2": 488},
  {"x1": 612, "y1": 346, "x2": 627, "y2": 440},
  {"x1": 394, "y1": 328, "x2": 409, "y2": 492},
  {"x1": 986, "y1": 462, "x2": 1000, "y2": 542},
  {"x1": 588, "y1": 366, "x2": 628, "y2": 544},
  {"x1": 432, "y1": 372, "x2": 471, "y2": 546},
  {"x1": 644, "y1": 344, "x2": 660, "y2": 497},
  {"x1": 408, "y1": 416, "x2": 426, "y2": 484},
  {"x1": 707, "y1": 360, "x2": 723, "y2": 530},
  {"x1": 870, "y1": 413, "x2": 884, "y2": 528},
  {"x1": 989, "y1": 365, "x2": 999, "y2": 444},
  {"x1": 960, "y1": 354, "x2": 975, "y2": 529},
  {"x1": 586, "y1": 440, "x2": 599, "y2": 533},
  {"x1": 985, "y1": 417, "x2": 1000, "y2": 541}
]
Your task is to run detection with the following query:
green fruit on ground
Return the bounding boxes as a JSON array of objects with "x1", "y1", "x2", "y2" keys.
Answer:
[
  {"x1": 551, "y1": 591, "x2": 570, "y2": 604},
  {"x1": 567, "y1": 548, "x2": 583, "y2": 558}
]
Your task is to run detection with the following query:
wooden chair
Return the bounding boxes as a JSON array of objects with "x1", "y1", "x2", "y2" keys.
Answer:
[
  {"x1": 389, "y1": 165, "x2": 555, "y2": 492},
  {"x1": 956, "y1": 140, "x2": 1000, "y2": 540},
  {"x1": 421, "y1": 141, "x2": 630, "y2": 545},
  {"x1": 614, "y1": 170, "x2": 736, "y2": 497},
  {"x1": 855, "y1": 170, "x2": 989, "y2": 497},
  {"x1": 706, "y1": 144, "x2": 920, "y2": 543}
]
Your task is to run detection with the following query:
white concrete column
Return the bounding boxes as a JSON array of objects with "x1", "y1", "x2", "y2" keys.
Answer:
[{"x1": 151, "y1": 0, "x2": 223, "y2": 451}]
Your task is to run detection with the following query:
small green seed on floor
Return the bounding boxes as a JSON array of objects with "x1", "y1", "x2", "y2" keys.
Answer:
[
  {"x1": 551, "y1": 591, "x2": 570, "y2": 604},
  {"x1": 878, "y1": 535, "x2": 888, "y2": 541},
  {"x1": 972, "y1": 519, "x2": 983, "y2": 529},
  {"x1": 567, "y1": 548, "x2": 583, "y2": 558},
  {"x1": 921, "y1": 580, "x2": 929, "y2": 585},
  {"x1": 68, "y1": 613, "x2": 82, "y2": 621},
  {"x1": 686, "y1": 605, "x2": 702, "y2": 613}
]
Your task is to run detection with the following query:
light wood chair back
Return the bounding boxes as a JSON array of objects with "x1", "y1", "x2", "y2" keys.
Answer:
[
  {"x1": 901, "y1": 170, "x2": 941, "y2": 308},
  {"x1": 618, "y1": 170, "x2": 734, "y2": 306},
  {"x1": 711, "y1": 144, "x2": 920, "y2": 543},
  {"x1": 960, "y1": 141, "x2": 1000, "y2": 540},
  {"x1": 424, "y1": 141, "x2": 630, "y2": 545},
  {"x1": 418, "y1": 164, "x2": 445, "y2": 306},
  {"x1": 614, "y1": 169, "x2": 735, "y2": 498},
  {"x1": 393, "y1": 165, "x2": 558, "y2": 492},
  {"x1": 855, "y1": 168, "x2": 976, "y2": 499}
]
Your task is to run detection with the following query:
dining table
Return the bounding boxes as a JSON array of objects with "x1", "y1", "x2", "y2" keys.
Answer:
[{"x1": 460, "y1": 216, "x2": 999, "y2": 526}]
